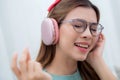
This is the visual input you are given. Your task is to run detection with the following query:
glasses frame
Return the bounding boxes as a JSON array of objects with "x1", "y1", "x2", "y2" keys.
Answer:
[{"x1": 61, "y1": 19, "x2": 104, "y2": 37}]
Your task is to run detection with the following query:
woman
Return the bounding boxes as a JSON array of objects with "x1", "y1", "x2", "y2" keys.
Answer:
[{"x1": 11, "y1": 0, "x2": 117, "y2": 80}]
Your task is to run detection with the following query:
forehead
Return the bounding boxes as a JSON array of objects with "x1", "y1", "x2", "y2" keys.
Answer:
[{"x1": 64, "y1": 7, "x2": 97, "y2": 23}]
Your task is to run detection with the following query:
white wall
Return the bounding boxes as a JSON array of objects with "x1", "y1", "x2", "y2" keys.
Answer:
[
  {"x1": 0, "y1": 0, "x2": 50, "y2": 79},
  {"x1": 0, "y1": 24, "x2": 14, "y2": 80},
  {"x1": 0, "y1": 0, "x2": 120, "y2": 79}
]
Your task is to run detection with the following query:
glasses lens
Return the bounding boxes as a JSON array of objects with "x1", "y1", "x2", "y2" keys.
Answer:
[
  {"x1": 71, "y1": 19, "x2": 86, "y2": 33},
  {"x1": 90, "y1": 23, "x2": 102, "y2": 36}
]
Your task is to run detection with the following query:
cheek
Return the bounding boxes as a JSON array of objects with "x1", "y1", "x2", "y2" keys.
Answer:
[
  {"x1": 58, "y1": 26, "x2": 77, "y2": 48},
  {"x1": 91, "y1": 37, "x2": 99, "y2": 48},
  {"x1": 59, "y1": 26, "x2": 77, "y2": 43}
]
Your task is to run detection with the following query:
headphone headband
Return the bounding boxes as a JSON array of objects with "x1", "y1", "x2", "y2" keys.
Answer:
[{"x1": 48, "y1": 0, "x2": 61, "y2": 12}]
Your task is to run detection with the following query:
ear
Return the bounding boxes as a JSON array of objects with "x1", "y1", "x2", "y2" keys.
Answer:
[{"x1": 41, "y1": 18, "x2": 59, "y2": 45}]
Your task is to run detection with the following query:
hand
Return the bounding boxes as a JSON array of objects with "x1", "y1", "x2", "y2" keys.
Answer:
[
  {"x1": 11, "y1": 48, "x2": 52, "y2": 80},
  {"x1": 86, "y1": 33, "x2": 105, "y2": 65},
  {"x1": 86, "y1": 34, "x2": 117, "y2": 80}
]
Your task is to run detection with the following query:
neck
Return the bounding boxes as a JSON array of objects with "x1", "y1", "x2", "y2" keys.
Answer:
[{"x1": 46, "y1": 47, "x2": 78, "y2": 75}]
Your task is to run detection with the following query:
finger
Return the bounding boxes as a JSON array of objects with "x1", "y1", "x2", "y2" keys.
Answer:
[
  {"x1": 96, "y1": 33, "x2": 105, "y2": 50},
  {"x1": 19, "y1": 48, "x2": 29, "y2": 74},
  {"x1": 11, "y1": 52, "x2": 21, "y2": 78},
  {"x1": 25, "y1": 48, "x2": 31, "y2": 61},
  {"x1": 99, "y1": 33, "x2": 105, "y2": 42},
  {"x1": 34, "y1": 62, "x2": 52, "y2": 80},
  {"x1": 33, "y1": 62, "x2": 43, "y2": 79},
  {"x1": 100, "y1": 33, "x2": 105, "y2": 46},
  {"x1": 28, "y1": 60, "x2": 35, "y2": 74},
  {"x1": 34, "y1": 62, "x2": 42, "y2": 73},
  {"x1": 28, "y1": 60, "x2": 35, "y2": 80},
  {"x1": 42, "y1": 71, "x2": 52, "y2": 80},
  {"x1": 101, "y1": 33, "x2": 105, "y2": 41}
]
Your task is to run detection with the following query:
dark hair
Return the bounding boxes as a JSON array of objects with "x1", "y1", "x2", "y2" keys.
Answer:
[{"x1": 36, "y1": 0, "x2": 100, "y2": 80}]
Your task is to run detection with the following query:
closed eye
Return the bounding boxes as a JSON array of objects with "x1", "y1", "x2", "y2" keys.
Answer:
[
  {"x1": 91, "y1": 29, "x2": 97, "y2": 32},
  {"x1": 74, "y1": 25, "x2": 83, "y2": 28}
]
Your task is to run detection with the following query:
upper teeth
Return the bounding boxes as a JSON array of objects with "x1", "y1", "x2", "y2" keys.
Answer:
[{"x1": 75, "y1": 43, "x2": 89, "y2": 48}]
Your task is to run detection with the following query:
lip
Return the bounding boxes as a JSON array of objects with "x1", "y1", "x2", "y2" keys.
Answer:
[
  {"x1": 74, "y1": 42, "x2": 91, "y2": 53},
  {"x1": 75, "y1": 42, "x2": 90, "y2": 45},
  {"x1": 77, "y1": 47, "x2": 88, "y2": 53}
]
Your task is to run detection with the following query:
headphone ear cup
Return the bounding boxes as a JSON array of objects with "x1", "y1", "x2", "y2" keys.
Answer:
[
  {"x1": 41, "y1": 18, "x2": 59, "y2": 45},
  {"x1": 51, "y1": 18, "x2": 59, "y2": 45}
]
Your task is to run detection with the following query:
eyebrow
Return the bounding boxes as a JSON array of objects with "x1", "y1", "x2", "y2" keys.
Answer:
[{"x1": 63, "y1": 18, "x2": 98, "y2": 24}]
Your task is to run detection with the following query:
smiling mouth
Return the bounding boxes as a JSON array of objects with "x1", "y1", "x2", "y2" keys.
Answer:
[
  {"x1": 74, "y1": 43, "x2": 89, "y2": 49},
  {"x1": 74, "y1": 43, "x2": 89, "y2": 53}
]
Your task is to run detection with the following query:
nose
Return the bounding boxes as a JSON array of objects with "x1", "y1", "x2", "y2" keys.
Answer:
[{"x1": 80, "y1": 26, "x2": 92, "y2": 40}]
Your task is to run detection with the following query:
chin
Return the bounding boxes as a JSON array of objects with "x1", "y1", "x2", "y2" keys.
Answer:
[{"x1": 76, "y1": 55, "x2": 87, "y2": 61}]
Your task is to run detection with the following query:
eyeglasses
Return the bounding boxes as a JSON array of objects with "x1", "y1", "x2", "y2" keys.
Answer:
[{"x1": 61, "y1": 19, "x2": 104, "y2": 37}]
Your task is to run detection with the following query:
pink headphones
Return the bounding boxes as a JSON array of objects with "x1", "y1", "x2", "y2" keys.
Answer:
[
  {"x1": 41, "y1": 18, "x2": 59, "y2": 45},
  {"x1": 41, "y1": 0, "x2": 61, "y2": 45}
]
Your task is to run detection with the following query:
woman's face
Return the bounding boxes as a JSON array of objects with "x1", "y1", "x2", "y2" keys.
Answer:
[{"x1": 56, "y1": 7, "x2": 99, "y2": 61}]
